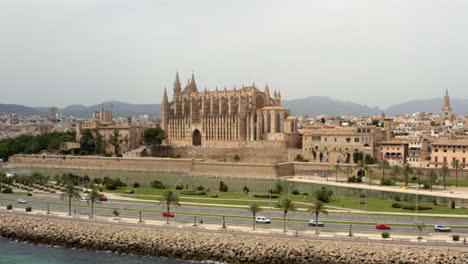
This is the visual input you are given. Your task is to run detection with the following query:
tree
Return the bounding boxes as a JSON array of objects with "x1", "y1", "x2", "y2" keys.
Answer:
[
  {"x1": 143, "y1": 128, "x2": 167, "y2": 145},
  {"x1": 364, "y1": 154, "x2": 374, "y2": 164},
  {"x1": 390, "y1": 165, "x2": 400, "y2": 182},
  {"x1": 243, "y1": 186, "x2": 250, "y2": 194},
  {"x1": 234, "y1": 154, "x2": 241, "y2": 162},
  {"x1": 314, "y1": 187, "x2": 333, "y2": 203},
  {"x1": 308, "y1": 201, "x2": 328, "y2": 234},
  {"x1": 319, "y1": 152, "x2": 324, "y2": 162},
  {"x1": 248, "y1": 203, "x2": 263, "y2": 230},
  {"x1": 159, "y1": 190, "x2": 180, "y2": 224},
  {"x1": 88, "y1": 188, "x2": 102, "y2": 218},
  {"x1": 334, "y1": 164, "x2": 341, "y2": 182},
  {"x1": 402, "y1": 164, "x2": 413, "y2": 186},
  {"x1": 378, "y1": 160, "x2": 390, "y2": 181},
  {"x1": 275, "y1": 198, "x2": 296, "y2": 232},
  {"x1": 109, "y1": 130, "x2": 121, "y2": 155},
  {"x1": 452, "y1": 159, "x2": 460, "y2": 187},
  {"x1": 440, "y1": 165, "x2": 449, "y2": 190},
  {"x1": 79, "y1": 130, "x2": 96, "y2": 153},
  {"x1": 219, "y1": 181, "x2": 228, "y2": 192},
  {"x1": 59, "y1": 184, "x2": 81, "y2": 215},
  {"x1": 428, "y1": 170, "x2": 437, "y2": 192}
]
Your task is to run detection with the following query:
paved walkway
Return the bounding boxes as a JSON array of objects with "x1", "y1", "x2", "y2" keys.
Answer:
[{"x1": 288, "y1": 176, "x2": 468, "y2": 200}]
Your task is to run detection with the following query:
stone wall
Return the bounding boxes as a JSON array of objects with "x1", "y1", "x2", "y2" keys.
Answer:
[{"x1": 1, "y1": 213, "x2": 467, "y2": 264}]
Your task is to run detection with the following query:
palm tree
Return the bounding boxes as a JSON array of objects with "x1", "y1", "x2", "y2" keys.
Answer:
[
  {"x1": 248, "y1": 203, "x2": 263, "y2": 230},
  {"x1": 275, "y1": 198, "x2": 296, "y2": 232},
  {"x1": 367, "y1": 168, "x2": 374, "y2": 185},
  {"x1": 345, "y1": 166, "x2": 353, "y2": 181},
  {"x1": 415, "y1": 168, "x2": 424, "y2": 188},
  {"x1": 440, "y1": 165, "x2": 449, "y2": 190},
  {"x1": 390, "y1": 165, "x2": 400, "y2": 182},
  {"x1": 451, "y1": 159, "x2": 460, "y2": 187},
  {"x1": 159, "y1": 190, "x2": 180, "y2": 223},
  {"x1": 59, "y1": 184, "x2": 80, "y2": 215},
  {"x1": 428, "y1": 170, "x2": 437, "y2": 192},
  {"x1": 308, "y1": 201, "x2": 328, "y2": 234},
  {"x1": 402, "y1": 164, "x2": 413, "y2": 186},
  {"x1": 378, "y1": 160, "x2": 390, "y2": 181},
  {"x1": 334, "y1": 164, "x2": 341, "y2": 182},
  {"x1": 88, "y1": 188, "x2": 102, "y2": 218}
]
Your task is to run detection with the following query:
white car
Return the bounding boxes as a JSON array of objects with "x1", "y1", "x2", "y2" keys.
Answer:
[
  {"x1": 308, "y1": 220, "x2": 325, "y2": 227},
  {"x1": 255, "y1": 216, "x2": 271, "y2": 224},
  {"x1": 17, "y1": 199, "x2": 27, "y2": 204},
  {"x1": 434, "y1": 225, "x2": 451, "y2": 232},
  {"x1": 80, "y1": 195, "x2": 89, "y2": 201}
]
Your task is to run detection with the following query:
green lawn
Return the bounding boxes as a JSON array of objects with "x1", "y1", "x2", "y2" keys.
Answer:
[{"x1": 328, "y1": 196, "x2": 468, "y2": 215}]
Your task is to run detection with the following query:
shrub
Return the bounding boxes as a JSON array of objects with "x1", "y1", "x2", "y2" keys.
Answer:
[
  {"x1": 219, "y1": 181, "x2": 228, "y2": 192},
  {"x1": 104, "y1": 153, "x2": 112, "y2": 157},
  {"x1": 291, "y1": 190, "x2": 300, "y2": 195},
  {"x1": 78, "y1": 150, "x2": 88, "y2": 156},
  {"x1": 411, "y1": 176, "x2": 418, "y2": 181},
  {"x1": 196, "y1": 185, "x2": 205, "y2": 191},
  {"x1": 381, "y1": 232, "x2": 390, "y2": 238},
  {"x1": 423, "y1": 183, "x2": 431, "y2": 189},
  {"x1": 347, "y1": 176, "x2": 362, "y2": 183},
  {"x1": 151, "y1": 180, "x2": 166, "y2": 189},
  {"x1": 453, "y1": 235, "x2": 460, "y2": 241},
  {"x1": 180, "y1": 191, "x2": 206, "y2": 195},
  {"x1": 1, "y1": 187, "x2": 13, "y2": 193},
  {"x1": 301, "y1": 192, "x2": 309, "y2": 196},
  {"x1": 253, "y1": 194, "x2": 279, "y2": 199},
  {"x1": 401, "y1": 204, "x2": 432, "y2": 210},
  {"x1": 175, "y1": 185, "x2": 184, "y2": 190},
  {"x1": 432, "y1": 200, "x2": 438, "y2": 206},
  {"x1": 243, "y1": 186, "x2": 250, "y2": 194},
  {"x1": 25, "y1": 207, "x2": 32, "y2": 212},
  {"x1": 380, "y1": 178, "x2": 394, "y2": 186},
  {"x1": 105, "y1": 184, "x2": 117, "y2": 190},
  {"x1": 133, "y1": 183, "x2": 140, "y2": 188},
  {"x1": 392, "y1": 202, "x2": 402, "y2": 208},
  {"x1": 314, "y1": 187, "x2": 333, "y2": 203},
  {"x1": 116, "y1": 154, "x2": 123, "y2": 157},
  {"x1": 6, "y1": 204, "x2": 12, "y2": 210},
  {"x1": 394, "y1": 196, "x2": 401, "y2": 202},
  {"x1": 113, "y1": 209, "x2": 120, "y2": 217}
]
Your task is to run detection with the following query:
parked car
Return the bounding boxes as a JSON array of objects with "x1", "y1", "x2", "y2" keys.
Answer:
[
  {"x1": 320, "y1": 174, "x2": 327, "y2": 178},
  {"x1": 99, "y1": 196, "x2": 108, "y2": 201},
  {"x1": 308, "y1": 220, "x2": 325, "y2": 227},
  {"x1": 162, "y1": 212, "x2": 175, "y2": 217},
  {"x1": 434, "y1": 225, "x2": 452, "y2": 232},
  {"x1": 255, "y1": 216, "x2": 271, "y2": 224},
  {"x1": 80, "y1": 195, "x2": 89, "y2": 200},
  {"x1": 376, "y1": 224, "x2": 391, "y2": 230},
  {"x1": 17, "y1": 199, "x2": 27, "y2": 204}
]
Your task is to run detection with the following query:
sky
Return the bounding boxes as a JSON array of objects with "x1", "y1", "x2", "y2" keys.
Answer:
[{"x1": 1, "y1": 0, "x2": 468, "y2": 108}]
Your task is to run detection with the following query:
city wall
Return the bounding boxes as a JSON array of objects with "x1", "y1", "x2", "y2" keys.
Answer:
[{"x1": 8, "y1": 154, "x2": 468, "y2": 181}]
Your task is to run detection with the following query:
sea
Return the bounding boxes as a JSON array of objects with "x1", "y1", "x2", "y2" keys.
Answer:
[{"x1": 0, "y1": 238, "x2": 220, "y2": 264}]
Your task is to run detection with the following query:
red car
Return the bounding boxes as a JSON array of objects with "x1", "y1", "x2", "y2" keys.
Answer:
[
  {"x1": 162, "y1": 212, "x2": 174, "y2": 217},
  {"x1": 376, "y1": 224, "x2": 391, "y2": 230},
  {"x1": 99, "y1": 196, "x2": 108, "y2": 201}
]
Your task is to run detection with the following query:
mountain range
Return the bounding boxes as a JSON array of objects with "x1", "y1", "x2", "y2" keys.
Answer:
[{"x1": 1, "y1": 97, "x2": 468, "y2": 118}]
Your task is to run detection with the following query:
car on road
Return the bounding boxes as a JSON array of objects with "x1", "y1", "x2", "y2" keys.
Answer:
[
  {"x1": 80, "y1": 195, "x2": 89, "y2": 200},
  {"x1": 255, "y1": 216, "x2": 271, "y2": 224},
  {"x1": 99, "y1": 196, "x2": 108, "y2": 201},
  {"x1": 320, "y1": 174, "x2": 327, "y2": 178},
  {"x1": 17, "y1": 199, "x2": 27, "y2": 204},
  {"x1": 376, "y1": 224, "x2": 391, "y2": 230},
  {"x1": 434, "y1": 225, "x2": 451, "y2": 232},
  {"x1": 308, "y1": 220, "x2": 325, "y2": 227},
  {"x1": 162, "y1": 212, "x2": 174, "y2": 217}
]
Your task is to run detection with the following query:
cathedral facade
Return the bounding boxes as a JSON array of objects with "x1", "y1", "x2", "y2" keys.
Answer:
[{"x1": 161, "y1": 73, "x2": 299, "y2": 148}]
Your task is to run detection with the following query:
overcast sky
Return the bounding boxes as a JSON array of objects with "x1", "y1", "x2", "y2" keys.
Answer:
[{"x1": 1, "y1": 0, "x2": 467, "y2": 108}]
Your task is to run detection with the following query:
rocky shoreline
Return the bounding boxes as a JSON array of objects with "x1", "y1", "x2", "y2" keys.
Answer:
[{"x1": 0, "y1": 213, "x2": 467, "y2": 264}]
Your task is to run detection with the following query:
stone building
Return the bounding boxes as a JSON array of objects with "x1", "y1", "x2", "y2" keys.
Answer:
[
  {"x1": 441, "y1": 89, "x2": 456, "y2": 124},
  {"x1": 375, "y1": 140, "x2": 410, "y2": 165},
  {"x1": 161, "y1": 73, "x2": 299, "y2": 148},
  {"x1": 300, "y1": 125, "x2": 386, "y2": 163},
  {"x1": 76, "y1": 106, "x2": 146, "y2": 154},
  {"x1": 429, "y1": 139, "x2": 468, "y2": 168}
]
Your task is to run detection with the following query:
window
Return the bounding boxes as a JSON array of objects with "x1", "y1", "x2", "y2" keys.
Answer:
[
  {"x1": 443, "y1": 149, "x2": 447, "y2": 153},
  {"x1": 435, "y1": 156, "x2": 438, "y2": 163},
  {"x1": 435, "y1": 149, "x2": 438, "y2": 152},
  {"x1": 334, "y1": 138, "x2": 337, "y2": 142},
  {"x1": 443, "y1": 157, "x2": 447, "y2": 163},
  {"x1": 463, "y1": 158, "x2": 466, "y2": 164},
  {"x1": 312, "y1": 136, "x2": 321, "y2": 141},
  {"x1": 324, "y1": 137, "x2": 327, "y2": 142},
  {"x1": 354, "y1": 138, "x2": 359, "y2": 142}
]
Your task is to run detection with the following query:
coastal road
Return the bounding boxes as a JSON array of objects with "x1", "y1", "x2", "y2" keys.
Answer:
[{"x1": 1, "y1": 194, "x2": 467, "y2": 235}]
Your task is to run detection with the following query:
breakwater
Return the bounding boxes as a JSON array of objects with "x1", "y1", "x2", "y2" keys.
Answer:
[{"x1": 0, "y1": 212, "x2": 467, "y2": 264}]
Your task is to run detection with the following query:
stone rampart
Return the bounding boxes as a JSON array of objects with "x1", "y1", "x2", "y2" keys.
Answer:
[{"x1": 1, "y1": 213, "x2": 466, "y2": 264}]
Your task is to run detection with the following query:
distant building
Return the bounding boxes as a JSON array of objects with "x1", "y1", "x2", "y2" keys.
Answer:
[
  {"x1": 441, "y1": 89, "x2": 456, "y2": 124},
  {"x1": 76, "y1": 106, "x2": 147, "y2": 154},
  {"x1": 429, "y1": 139, "x2": 468, "y2": 168},
  {"x1": 375, "y1": 140, "x2": 410, "y2": 165}
]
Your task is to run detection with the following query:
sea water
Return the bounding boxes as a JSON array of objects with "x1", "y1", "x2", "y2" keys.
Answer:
[{"x1": 0, "y1": 238, "x2": 217, "y2": 264}]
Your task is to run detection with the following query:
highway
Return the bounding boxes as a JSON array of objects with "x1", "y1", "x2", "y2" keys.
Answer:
[{"x1": 1, "y1": 194, "x2": 467, "y2": 235}]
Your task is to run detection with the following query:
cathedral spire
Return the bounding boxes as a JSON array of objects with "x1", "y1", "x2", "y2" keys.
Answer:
[{"x1": 173, "y1": 72, "x2": 181, "y2": 95}]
